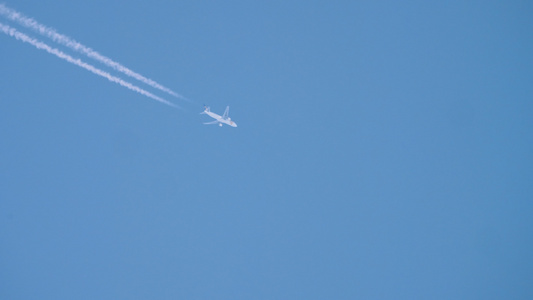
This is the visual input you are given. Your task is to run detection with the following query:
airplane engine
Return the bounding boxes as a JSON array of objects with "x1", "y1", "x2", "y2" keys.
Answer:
[{"x1": 219, "y1": 123, "x2": 223, "y2": 127}]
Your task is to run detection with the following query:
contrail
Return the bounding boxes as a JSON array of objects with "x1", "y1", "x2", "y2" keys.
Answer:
[
  {"x1": 0, "y1": 3, "x2": 186, "y2": 100},
  {"x1": 0, "y1": 22, "x2": 178, "y2": 108}
]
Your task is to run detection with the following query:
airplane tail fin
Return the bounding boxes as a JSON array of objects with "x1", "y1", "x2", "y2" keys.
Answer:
[{"x1": 201, "y1": 105, "x2": 210, "y2": 114}]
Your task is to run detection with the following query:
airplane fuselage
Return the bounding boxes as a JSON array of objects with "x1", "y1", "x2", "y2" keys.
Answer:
[{"x1": 204, "y1": 111, "x2": 237, "y2": 127}]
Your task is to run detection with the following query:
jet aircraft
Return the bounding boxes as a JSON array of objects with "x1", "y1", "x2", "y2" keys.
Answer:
[{"x1": 201, "y1": 106, "x2": 237, "y2": 127}]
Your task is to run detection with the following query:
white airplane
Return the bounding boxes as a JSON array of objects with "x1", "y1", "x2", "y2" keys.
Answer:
[{"x1": 201, "y1": 106, "x2": 237, "y2": 127}]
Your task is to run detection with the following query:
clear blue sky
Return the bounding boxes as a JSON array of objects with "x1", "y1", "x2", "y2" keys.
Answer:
[{"x1": 1, "y1": 1, "x2": 532, "y2": 299}]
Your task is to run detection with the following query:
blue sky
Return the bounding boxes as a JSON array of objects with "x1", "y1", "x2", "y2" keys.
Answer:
[{"x1": 1, "y1": 1, "x2": 532, "y2": 299}]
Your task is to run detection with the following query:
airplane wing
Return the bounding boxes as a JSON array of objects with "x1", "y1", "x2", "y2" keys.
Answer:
[
  {"x1": 203, "y1": 120, "x2": 220, "y2": 125},
  {"x1": 222, "y1": 106, "x2": 229, "y2": 119}
]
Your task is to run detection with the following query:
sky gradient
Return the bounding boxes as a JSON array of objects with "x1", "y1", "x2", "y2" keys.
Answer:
[{"x1": 1, "y1": 1, "x2": 532, "y2": 299}]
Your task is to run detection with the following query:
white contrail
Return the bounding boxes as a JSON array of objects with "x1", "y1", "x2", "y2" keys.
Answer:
[
  {"x1": 0, "y1": 3, "x2": 185, "y2": 100},
  {"x1": 0, "y1": 22, "x2": 178, "y2": 108}
]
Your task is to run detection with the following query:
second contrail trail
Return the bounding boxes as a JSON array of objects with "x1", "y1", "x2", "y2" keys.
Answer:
[
  {"x1": 0, "y1": 3, "x2": 185, "y2": 100},
  {"x1": 0, "y1": 22, "x2": 178, "y2": 108}
]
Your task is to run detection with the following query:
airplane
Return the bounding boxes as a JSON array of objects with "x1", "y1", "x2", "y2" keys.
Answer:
[{"x1": 201, "y1": 105, "x2": 237, "y2": 127}]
